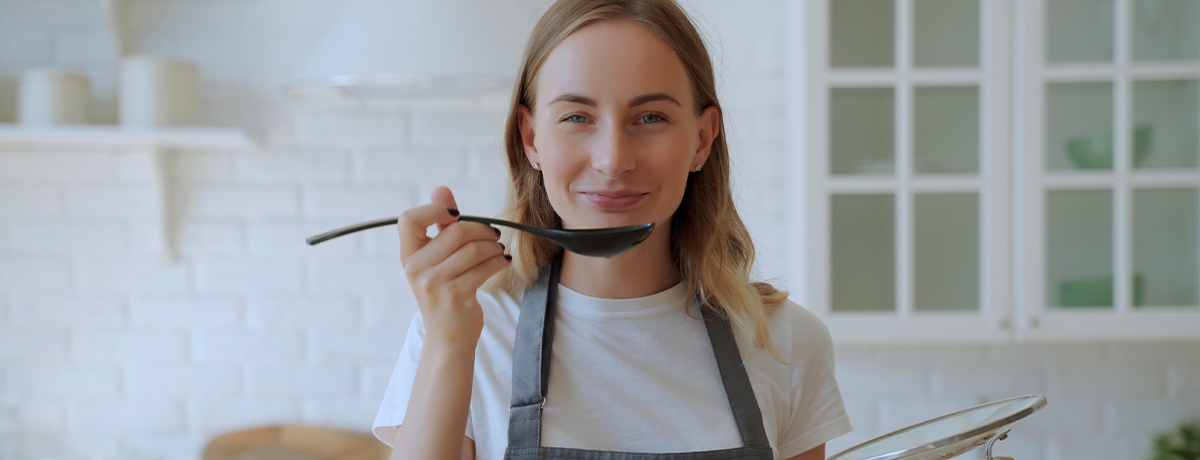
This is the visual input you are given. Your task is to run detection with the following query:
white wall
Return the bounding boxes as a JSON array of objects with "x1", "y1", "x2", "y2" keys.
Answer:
[{"x1": 0, "y1": 1, "x2": 1197, "y2": 460}]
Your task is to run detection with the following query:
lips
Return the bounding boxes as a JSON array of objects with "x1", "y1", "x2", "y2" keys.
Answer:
[{"x1": 581, "y1": 190, "x2": 648, "y2": 208}]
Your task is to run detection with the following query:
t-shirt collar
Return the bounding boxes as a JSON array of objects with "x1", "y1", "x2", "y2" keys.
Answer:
[{"x1": 555, "y1": 280, "x2": 689, "y2": 318}]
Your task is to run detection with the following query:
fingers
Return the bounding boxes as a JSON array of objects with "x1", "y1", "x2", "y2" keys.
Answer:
[
  {"x1": 404, "y1": 223, "x2": 510, "y2": 316},
  {"x1": 430, "y1": 186, "x2": 459, "y2": 233},
  {"x1": 431, "y1": 239, "x2": 507, "y2": 283},
  {"x1": 454, "y1": 250, "x2": 512, "y2": 289},
  {"x1": 399, "y1": 186, "x2": 511, "y2": 308},
  {"x1": 397, "y1": 204, "x2": 460, "y2": 260},
  {"x1": 404, "y1": 220, "x2": 502, "y2": 276}
]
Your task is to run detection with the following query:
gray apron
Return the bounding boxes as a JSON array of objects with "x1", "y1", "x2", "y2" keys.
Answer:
[{"x1": 504, "y1": 254, "x2": 776, "y2": 460}]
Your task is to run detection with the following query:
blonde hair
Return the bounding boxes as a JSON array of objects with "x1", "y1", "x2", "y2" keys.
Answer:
[{"x1": 483, "y1": 0, "x2": 790, "y2": 362}]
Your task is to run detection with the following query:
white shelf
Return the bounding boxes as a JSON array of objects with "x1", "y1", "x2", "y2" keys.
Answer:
[
  {"x1": 0, "y1": 123, "x2": 258, "y2": 265},
  {"x1": 0, "y1": 123, "x2": 256, "y2": 151}
]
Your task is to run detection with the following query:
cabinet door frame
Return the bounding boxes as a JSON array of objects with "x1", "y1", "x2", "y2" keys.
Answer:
[
  {"x1": 1014, "y1": 0, "x2": 1200, "y2": 341},
  {"x1": 788, "y1": 0, "x2": 1015, "y2": 344}
]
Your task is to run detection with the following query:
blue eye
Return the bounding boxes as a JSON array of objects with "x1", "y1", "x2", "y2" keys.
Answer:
[
  {"x1": 641, "y1": 114, "x2": 663, "y2": 124},
  {"x1": 564, "y1": 114, "x2": 587, "y2": 123}
]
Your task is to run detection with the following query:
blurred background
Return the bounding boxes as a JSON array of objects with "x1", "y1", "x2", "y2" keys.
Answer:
[{"x1": 0, "y1": 1, "x2": 1198, "y2": 460}]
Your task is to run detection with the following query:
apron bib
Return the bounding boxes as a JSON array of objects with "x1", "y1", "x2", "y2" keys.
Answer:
[{"x1": 503, "y1": 254, "x2": 775, "y2": 460}]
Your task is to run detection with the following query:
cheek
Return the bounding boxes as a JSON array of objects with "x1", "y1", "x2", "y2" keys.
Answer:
[
  {"x1": 533, "y1": 135, "x2": 581, "y2": 206},
  {"x1": 536, "y1": 128, "x2": 587, "y2": 178},
  {"x1": 640, "y1": 154, "x2": 691, "y2": 195},
  {"x1": 654, "y1": 133, "x2": 698, "y2": 174},
  {"x1": 659, "y1": 135, "x2": 698, "y2": 196},
  {"x1": 535, "y1": 121, "x2": 577, "y2": 160}
]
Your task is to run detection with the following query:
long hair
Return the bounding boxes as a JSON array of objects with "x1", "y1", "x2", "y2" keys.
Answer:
[{"x1": 482, "y1": 0, "x2": 790, "y2": 362}]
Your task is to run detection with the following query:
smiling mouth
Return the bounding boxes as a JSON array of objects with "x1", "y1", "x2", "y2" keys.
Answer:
[{"x1": 581, "y1": 191, "x2": 648, "y2": 208}]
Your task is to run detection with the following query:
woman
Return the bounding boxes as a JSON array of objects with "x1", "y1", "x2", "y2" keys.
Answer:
[{"x1": 374, "y1": 1, "x2": 852, "y2": 459}]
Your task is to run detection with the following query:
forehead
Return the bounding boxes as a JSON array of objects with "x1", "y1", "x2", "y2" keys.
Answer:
[{"x1": 534, "y1": 19, "x2": 692, "y2": 108}]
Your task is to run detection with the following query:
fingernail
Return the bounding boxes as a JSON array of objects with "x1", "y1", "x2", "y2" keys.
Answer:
[
  {"x1": 499, "y1": 243, "x2": 506, "y2": 251},
  {"x1": 504, "y1": 254, "x2": 512, "y2": 262},
  {"x1": 493, "y1": 226, "x2": 501, "y2": 237},
  {"x1": 447, "y1": 207, "x2": 459, "y2": 217}
]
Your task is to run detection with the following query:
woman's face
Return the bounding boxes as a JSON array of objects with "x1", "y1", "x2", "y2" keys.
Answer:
[{"x1": 518, "y1": 19, "x2": 719, "y2": 231}]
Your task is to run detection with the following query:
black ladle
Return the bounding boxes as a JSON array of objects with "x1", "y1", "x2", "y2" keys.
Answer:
[{"x1": 305, "y1": 215, "x2": 655, "y2": 258}]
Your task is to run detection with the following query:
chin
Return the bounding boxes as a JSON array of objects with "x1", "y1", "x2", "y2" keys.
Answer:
[
  {"x1": 560, "y1": 209, "x2": 644, "y2": 229},
  {"x1": 567, "y1": 216, "x2": 632, "y2": 230}
]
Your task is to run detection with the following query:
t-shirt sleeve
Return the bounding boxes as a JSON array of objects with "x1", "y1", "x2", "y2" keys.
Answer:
[
  {"x1": 370, "y1": 312, "x2": 478, "y2": 447},
  {"x1": 775, "y1": 303, "x2": 853, "y2": 459},
  {"x1": 371, "y1": 311, "x2": 425, "y2": 447}
]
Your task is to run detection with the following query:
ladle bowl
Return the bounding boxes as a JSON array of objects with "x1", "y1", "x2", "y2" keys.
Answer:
[{"x1": 305, "y1": 215, "x2": 655, "y2": 258}]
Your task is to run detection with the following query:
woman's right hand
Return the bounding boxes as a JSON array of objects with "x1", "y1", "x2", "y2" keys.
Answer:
[{"x1": 397, "y1": 186, "x2": 511, "y2": 351}]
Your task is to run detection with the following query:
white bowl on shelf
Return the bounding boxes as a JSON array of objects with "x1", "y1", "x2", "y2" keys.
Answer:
[{"x1": 18, "y1": 69, "x2": 91, "y2": 125}]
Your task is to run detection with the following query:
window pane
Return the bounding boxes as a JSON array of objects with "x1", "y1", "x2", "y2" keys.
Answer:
[
  {"x1": 831, "y1": 87, "x2": 895, "y2": 175},
  {"x1": 1047, "y1": 82, "x2": 1115, "y2": 171},
  {"x1": 914, "y1": 0, "x2": 980, "y2": 67},
  {"x1": 1046, "y1": 0, "x2": 1116, "y2": 63},
  {"x1": 1133, "y1": 188, "x2": 1199, "y2": 307},
  {"x1": 1132, "y1": 79, "x2": 1200, "y2": 169},
  {"x1": 832, "y1": 194, "x2": 895, "y2": 312},
  {"x1": 831, "y1": 0, "x2": 895, "y2": 67},
  {"x1": 915, "y1": 193, "x2": 980, "y2": 312},
  {"x1": 1133, "y1": 0, "x2": 1200, "y2": 61},
  {"x1": 1047, "y1": 190, "x2": 1114, "y2": 308},
  {"x1": 914, "y1": 86, "x2": 980, "y2": 174}
]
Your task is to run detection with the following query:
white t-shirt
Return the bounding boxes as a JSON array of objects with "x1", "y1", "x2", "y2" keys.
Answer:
[{"x1": 373, "y1": 281, "x2": 852, "y2": 460}]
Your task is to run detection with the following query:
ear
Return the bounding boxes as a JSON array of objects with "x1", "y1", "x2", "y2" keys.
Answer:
[
  {"x1": 693, "y1": 105, "x2": 720, "y2": 168},
  {"x1": 518, "y1": 104, "x2": 540, "y2": 167}
]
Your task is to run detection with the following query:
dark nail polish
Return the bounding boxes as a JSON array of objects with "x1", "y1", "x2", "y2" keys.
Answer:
[
  {"x1": 493, "y1": 227, "x2": 501, "y2": 237},
  {"x1": 499, "y1": 243, "x2": 506, "y2": 251},
  {"x1": 447, "y1": 207, "x2": 459, "y2": 217},
  {"x1": 504, "y1": 254, "x2": 512, "y2": 262}
]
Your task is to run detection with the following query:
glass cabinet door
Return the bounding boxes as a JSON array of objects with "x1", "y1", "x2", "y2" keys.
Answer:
[
  {"x1": 802, "y1": 0, "x2": 1200, "y2": 343},
  {"x1": 1022, "y1": 0, "x2": 1200, "y2": 339},
  {"x1": 830, "y1": 0, "x2": 895, "y2": 68},
  {"x1": 1045, "y1": 0, "x2": 1116, "y2": 63},
  {"x1": 814, "y1": 0, "x2": 1011, "y2": 343},
  {"x1": 1132, "y1": 0, "x2": 1200, "y2": 61}
]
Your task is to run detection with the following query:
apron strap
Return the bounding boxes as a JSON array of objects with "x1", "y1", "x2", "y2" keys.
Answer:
[
  {"x1": 701, "y1": 306, "x2": 772, "y2": 449},
  {"x1": 507, "y1": 253, "x2": 561, "y2": 448}
]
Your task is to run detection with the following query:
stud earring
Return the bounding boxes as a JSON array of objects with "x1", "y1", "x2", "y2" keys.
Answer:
[
  {"x1": 533, "y1": 162, "x2": 540, "y2": 170},
  {"x1": 695, "y1": 164, "x2": 703, "y2": 172}
]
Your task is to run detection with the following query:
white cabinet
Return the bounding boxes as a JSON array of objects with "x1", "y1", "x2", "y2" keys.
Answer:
[{"x1": 788, "y1": 0, "x2": 1200, "y2": 343}]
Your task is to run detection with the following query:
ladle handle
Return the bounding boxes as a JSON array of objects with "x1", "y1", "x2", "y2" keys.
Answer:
[
  {"x1": 305, "y1": 217, "x2": 397, "y2": 245},
  {"x1": 305, "y1": 215, "x2": 531, "y2": 246}
]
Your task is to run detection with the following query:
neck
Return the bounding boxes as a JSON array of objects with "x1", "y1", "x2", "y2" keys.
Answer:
[{"x1": 557, "y1": 221, "x2": 681, "y2": 299}]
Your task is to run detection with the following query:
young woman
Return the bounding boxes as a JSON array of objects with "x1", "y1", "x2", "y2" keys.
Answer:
[{"x1": 374, "y1": 1, "x2": 853, "y2": 459}]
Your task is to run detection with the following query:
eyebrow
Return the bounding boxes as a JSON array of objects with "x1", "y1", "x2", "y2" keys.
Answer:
[{"x1": 548, "y1": 92, "x2": 682, "y2": 108}]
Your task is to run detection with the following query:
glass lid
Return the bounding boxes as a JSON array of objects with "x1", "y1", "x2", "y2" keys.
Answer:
[{"x1": 828, "y1": 395, "x2": 1047, "y2": 460}]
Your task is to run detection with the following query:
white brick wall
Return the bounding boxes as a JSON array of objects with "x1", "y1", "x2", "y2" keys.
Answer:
[
  {"x1": 0, "y1": 186, "x2": 62, "y2": 218},
  {"x1": 10, "y1": 295, "x2": 125, "y2": 327},
  {"x1": 0, "y1": 259, "x2": 72, "y2": 292},
  {"x1": 1, "y1": 1, "x2": 1198, "y2": 460}
]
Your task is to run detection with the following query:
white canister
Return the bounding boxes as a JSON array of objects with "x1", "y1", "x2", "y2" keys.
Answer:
[
  {"x1": 119, "y1": 56, "x2": 200, "y2": 127},
  {"x1": 18, "y1": 69, "x2": 91, "y2": 125}
]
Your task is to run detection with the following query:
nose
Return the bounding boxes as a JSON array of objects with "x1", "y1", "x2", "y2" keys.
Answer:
[{"x1": 591, "y1": 123, "x2": 636, "y2": 179}]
